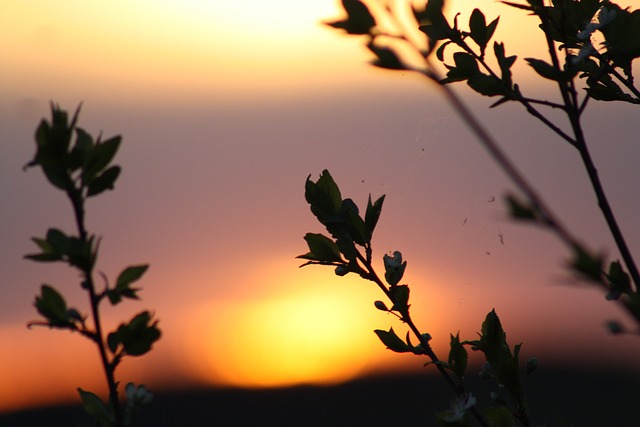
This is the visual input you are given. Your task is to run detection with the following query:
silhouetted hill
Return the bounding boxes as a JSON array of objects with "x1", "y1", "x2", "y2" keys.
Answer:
[{"x1": 2, "y1": 367, "x2": 638, "y2": 426}]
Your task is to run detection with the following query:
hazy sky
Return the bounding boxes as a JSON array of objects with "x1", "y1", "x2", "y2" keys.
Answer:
[{"x1": 1, "y1": 0, "x2": 639, "y2": 412}]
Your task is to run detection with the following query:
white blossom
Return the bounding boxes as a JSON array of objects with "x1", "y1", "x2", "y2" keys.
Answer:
[{"x1": 442, "y1": 394, "x2": 477, "y2": 422}]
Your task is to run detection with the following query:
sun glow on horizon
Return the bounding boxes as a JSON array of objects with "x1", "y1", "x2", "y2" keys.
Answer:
[
  {"x1": 179, "y1": 268, "x2": 425, "y2": 389},
  {"x1": 183, "y1": 287, "x2": 379, "y2": 387}
]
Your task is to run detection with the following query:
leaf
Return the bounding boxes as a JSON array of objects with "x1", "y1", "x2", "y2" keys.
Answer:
[
  {"x1": 448, "y1": 333, "x2": 468, "y2": 379},
  {"x1": 468, "y1": 73, "x2": 506, "y2": 96},
  {"x1": 305, "y1": 170, "x2": 342, "y2": 225},
  {"x1": 367, "y1": 43, "x2": 405, "y2": 70},
  {"x1": 481, "y1": 309, "x2": 507, "y2": 353},
  {"x1": 365, "y1": 194, "x2": 385, "y2": 238},
  {"x1": 116, "y1": 265, "x2": 149, "y2": 291},
  {"x1": 525, "y1": 58, "x2": 562, "y2": 81},
  {"x1": 25, "y1": 237, "x2": 62, "y2": 262},
  {"x1": 67, "y1": 127, "x2": 93, "y2": 171},
  {"x1": 390, "y1": 285, "x2": 410, "y2": 316},
  {"x1": 77, "y1": 388, "x2": 110, "y2": 419},
  {"x1": 374, "y1": 327, "x2": 410, "y2": 353},
  {"x1": 34, "y1": 284, "x2": 69, "y2": 325},
  {"x1": 494, "y1": 42, "x2": 516, "y2": 89},
  {"x1": 297, "y1": 233, "x2": 344, "y2": 264},
  {"x1": 325, "y1": 0, "x2": 376, "y2": 35},
  {"x1": 111, "y1": 311, "x2": 161, "y2": 357},
  {"x1": 505, "y1": 194, "x2": 538, "y2": 221},
  {"x1": 469, "y1": 9, "x2": 498, "y2": 57},
  {"x1": 606, "y1": 261, "x2": 632, "y2": 296},
  {"x1": 599, "y1": 4, "x2": 640, "y2": 74},
  {"x1": 87, "y1": 165, "x2": 121, "y2": 197},
  {"x1": 83, "y1": 135, "x2": 122, "y2": 182},
  {"x1": 449, "y1": 52, "x2": 480, "y2": 80},
  {"x1": 419, "y1": 0, "x2": 453, "y2": 50},
  {"x1": 570, "y1": 245, "x2": 603, "y2": 282}
]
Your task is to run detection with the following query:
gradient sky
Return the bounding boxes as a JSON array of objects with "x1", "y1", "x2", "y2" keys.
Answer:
[{"x1": 1, "y1": 0, "x2": 639, "y2": 413}]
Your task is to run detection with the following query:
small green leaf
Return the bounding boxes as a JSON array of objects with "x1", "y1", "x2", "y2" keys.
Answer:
[
  {"x1": 525, "y1": 58, "x2": 562, "y2": 81},
  {"x1": 494, "y1": 42, "x2": 516, "y2": 89},
  {"x1": 468, "y1": 73, "x2": 505, "y2": 96},
  {"x1": 325, "y1": 0, "x2": 376, "y2": 35},
  {"x1": 374, "y1": 327, "x2": 410, "y2": 353},
  {"x1": 469, "y1": 9, "x2": 497, "y2": 57},
  {"x1": 87, "y1": 165, "x2": 121, "y2": 197},
  {"x1": 34, "y1": 284, "x2": 70, "y2": 325},
  {"x1": 570, "y1": 245, "x2": 603, "y2": 282},
  {"x1": 390, "y1": 285, "x2": 410, "y2": 316},
  {"x1": 83, "y1": 135, "x2": 122, "y2": 182},
  {"x1": 367, "y1": 43, "x2": 405, "y2": 70},
  {"x1": 304, "y1": 170, "x2": 342, "y2": 225},
  {"x1": 445, "y1": 52, "x2": 480, "y2": 82},
  {"x1": 365, "y1": 194, "x2": 385, "y2": 237},
  {"x1": 606, "y1": 261, "x2": 632, "y2": 296},
  {"x1": 297, "y1": 233, "x2": 344, "y2": 264},
  {"x1": 78, "y1": 388, "x2": 111, "y2": 420},
  {"x1": 448, "y1": 332, "x2": 468, "y2": 379},
  {"x1": 111, "y1": 311, "x2": 161, "y2": 357},
  {"x1": 107, "y1": 331, "x2": 120, "y2": 354},
  {"x1": 116, "y1": 265, "x2": 149, "y2": 291},
  {"x1": 505, "y1": 194, "x2": 538, "y2": 221},
  {"x1": 419, "y1": 0, "x2": 453, "y2": 49}
]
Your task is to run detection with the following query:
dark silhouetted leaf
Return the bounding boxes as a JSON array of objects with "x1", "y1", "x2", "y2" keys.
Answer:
[
  {"x1": 570, "y1": 244, "x2": 603, "y2": 282},
  {"x1": 297, "y1": 233, "x2": 344, "y2": 264},
  {"x1": 326, "y1": 0, "x2": 376, "y2": 35},
  {"x1": 87, "y1": 165, "x2": 121, "y2": 197},
  {"x1": 525, "y1": 58, "x2": 562, "y2": 81},
  {"x1": 305, "y1": 170, "x2": 342, "y2": 224},
  {"x1": 448, "y1": 332, "x2": 468, "y2": 379},
  {"x1": 34, "y1": 284, "x2": 70, "y2": 326},
  {"x1": 468, "y1": 73, "x2": 506, "y2": 96},
  {"x1": 367, "y1": 44, "x2": 405, "y2": 70},
  {"x1": 365, "y1": 194, "x2": 385, "y2": 238},
  {"x1": 374, "y1": 327, "x2": 410, "y2": 353},
  {"x1": 78, "y1": 388, "x2": 110, "y2": 420},
  {"x1": 83, "y1": 135, "x2": 122, "y2": 182},
  {"x1": 110, "y1": 311, "x2": 161, "y2": 357}
]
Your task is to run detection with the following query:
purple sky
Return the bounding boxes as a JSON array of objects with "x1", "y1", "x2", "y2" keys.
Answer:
[{"x1": 1, "y1": 0, "x2": 639, "y2": 411}]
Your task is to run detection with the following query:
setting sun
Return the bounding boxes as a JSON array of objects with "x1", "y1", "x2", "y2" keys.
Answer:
[
  {"x1": 182, "y1": 273, "x2": 389, "y2": 388},
  {"x1": 2, "y1": 0, "x2": 640, "y2": 424}
]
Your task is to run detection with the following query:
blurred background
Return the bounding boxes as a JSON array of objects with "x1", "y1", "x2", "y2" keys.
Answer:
[{"x1": 1, "y1": 0, "x2": 639, "y2": 423}]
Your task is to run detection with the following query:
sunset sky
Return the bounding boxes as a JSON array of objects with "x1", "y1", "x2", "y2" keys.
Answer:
[{"x1": 1, "y1": 0, "x2": 639, "y2": 413}]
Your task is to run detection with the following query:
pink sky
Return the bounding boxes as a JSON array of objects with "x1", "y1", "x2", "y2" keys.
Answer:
[{"x1": 1, "y1": 0, "x2": 639, "y2": 413}]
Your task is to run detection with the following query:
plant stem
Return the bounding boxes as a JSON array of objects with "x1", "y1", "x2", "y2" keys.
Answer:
[
  {"x1": 357, "y1": 253, "x2": 491, "y2": 427},
  {"x1": 69, "y1": 190, "x2": 124, "y2": 427},
  {"x1": 537, "y1": 8, "x2": 640, "y2": 290}
]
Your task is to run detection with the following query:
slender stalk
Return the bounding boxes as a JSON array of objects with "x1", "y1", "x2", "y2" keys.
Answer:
[
  {"x1": 356, "y1": 252, "x2": 491, "y2": 427},
  {"x1": 69, "y1": 190, "x2": 124, "y2": 427},
  {"x1": 537, "y1": 7, "x2": 640, "y2": 289},
  {"x1": 573, "y1": 129, "x2": 640, "y2": 290}
]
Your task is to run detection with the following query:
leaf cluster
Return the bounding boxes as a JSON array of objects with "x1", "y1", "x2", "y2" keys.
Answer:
[
  {"x1": 25, "y1": 105, "x2": 160, "y2": 427},
  {"x1": 298, "y1": 169, "x2": 385, "y2": 277},
  {"x1": 25, "y1": 103, "x2": 122, "y2": 197}
]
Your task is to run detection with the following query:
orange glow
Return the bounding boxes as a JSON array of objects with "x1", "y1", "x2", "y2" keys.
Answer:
[
  {"x1": 0, "y1": 325, "x2": 103, "y2": 412},
  {"x1": 182, "y1": 272, "x2": 391, "y2": 388}
]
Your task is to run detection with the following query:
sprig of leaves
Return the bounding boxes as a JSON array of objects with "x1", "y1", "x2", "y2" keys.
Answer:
[{"x1": 25, "y1": 104, "x2": 160, "y2": 427}]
